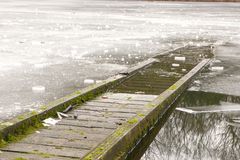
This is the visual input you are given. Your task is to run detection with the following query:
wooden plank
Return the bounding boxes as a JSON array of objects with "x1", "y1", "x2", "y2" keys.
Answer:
[
  {"x1": 71, "y1": 109, "x2": 136, "y2": 118},
  {"x1": 75, "y1": 106, "x2": 147, "y2": 114},
  {"x1": 115, "y1": 84, "x2": 171, "y2": 91},
  {"x1": 57, "y1": 119, "x2": 117, "y2": 129},
  {"x1": 2, "y1": 143, "x2": 89, "y2": 158},
  {"x1": 91, "y1": 99, "x2": 148, "y2": 105},
  {"x1": 0, "y1": 151, "x2": 75, "y2": 160},
  {"x1": 65, "y1": 114, "x2": 127, "y2": 123},
  {"x1": 83, "y1": 101, "x2": 145, "y2": 109},
  {"x1": 113, "y1": 87, "x2": 165, "y2": 95},
  {"x1": 27, "y1": 130, "x2": 107, "y2": 142},
  {"x1": 101, "y1": 93, "x2": 158, "y2": 101},
  {"x1": 47, "y1": 125, "x2": 114, "y2": 135},
  {"x1": 128, "y1": 75, "x2": 179, "y2": 82},
  {"x1": 21, "y1": 134, "x2": 102, "y2": 149},
  {"x1": 118, "y1": 81, "x2": 174, "y2": 88}
]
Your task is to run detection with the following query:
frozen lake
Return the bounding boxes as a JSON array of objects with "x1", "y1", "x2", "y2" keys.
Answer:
[{"x1": 0, "y1": 0, "x2": 240, "y2": 120}]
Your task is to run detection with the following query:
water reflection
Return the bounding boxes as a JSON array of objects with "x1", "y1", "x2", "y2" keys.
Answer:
[{"x1": 142, "y1": 91, "x2": 240, "y2": 160}]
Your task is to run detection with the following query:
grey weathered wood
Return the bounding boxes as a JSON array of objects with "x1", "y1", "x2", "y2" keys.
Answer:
[
  {"x1": 66, "y1": 114, "x2": 127, "y2": 123},
  {"x1": 71, "y1": 109, "x2": 136, "y2": 118},
  {"x1": 21, "y1": 134, "x2": 103, "y2": 149},
  {"x1": 27, "y1": 130, "x2": 107, "y2": 143},
  {"x1": 58, "y1": 119, "x2": 117, "y2": 129},
  {"x1": 96, "y1": 93, "x2": 158, "y2": 101},
  {"x1": 84, "y1": 101, "x2": 145, "y2": 109},
  {"x1": 91, "y1": 99, "x2": 148, "y2": 105},
  {"x1": 0, "y1": 152, "x2": 75, "y2": 160},
  {"x1": 3, "y1": 143, "x2": 89, "y2": 158},
  {"x1": 75, "y1": 105, "x2": 148, "y2": 114},
  {"x1": 48, "y1": 125, "x2": 114, "y2": 135}
]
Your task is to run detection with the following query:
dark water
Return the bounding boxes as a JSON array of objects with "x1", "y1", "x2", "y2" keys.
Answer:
[{"x1": 141, "y1": 91, "x2": 240, "y2": 160}]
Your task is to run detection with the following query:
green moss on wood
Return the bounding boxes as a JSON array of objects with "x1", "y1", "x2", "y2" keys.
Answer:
[
  {"x1": 137, "y1": 113, "x2": 145, "y2": 117},
  {"x1": 14, "y1": 157, "x2": 27, "y2": 160},
  {"x1": 127, "y1": 117, "x2": 138, "y2": 125},
  {"x1": 169, "y1": 84, "x2": 177, "y2": 90}
]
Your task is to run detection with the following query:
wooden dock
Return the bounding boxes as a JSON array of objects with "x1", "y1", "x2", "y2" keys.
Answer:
[{"x1": 0, "y1": 45, "x2": 213, "y2": 160}]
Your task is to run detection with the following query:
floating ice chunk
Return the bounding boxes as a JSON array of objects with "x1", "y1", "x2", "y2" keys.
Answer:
[
  {"x1": 84, "y1": 79, "x2": 95, "y2": 85},
  {"x1": 176, "y1": 108, "x2": 196, "y2": 114},
  {"x1": 32, "y1": 86, "x2": 46, "y2": 93},
  {"x1": 135, "y1": 91, "x2": 145, "y2": 94},
  {"x1": 43, "y1": 118, "x2": 60, "y2": 126},
  {"x1": 172, "y1": 63, "x2": 180, "y2": 67},
  {"x1": 102, "y1": 96, "x2": 108, "y2": 99},
  {"x1": 57, "y1": 112, "x2": 69, "y2": 119},
  {"x1": 194, "y1": 80, "x2": 201, "y2": 85},
  {"x1": 213, "y1": 59, "x2": 221, "y2": 63},
  {"x1": 96, "y1": 80, "x2": 103, "y2": 84},
  {"x1": 211, "y1": 66, "x2": 224, "y2": 71},
  {"x1": 174, "y1": 56, "x2": 186, "y2": 61},
  {"x1": 188, "y1": 86, "x2": 200, "y2": 91}
]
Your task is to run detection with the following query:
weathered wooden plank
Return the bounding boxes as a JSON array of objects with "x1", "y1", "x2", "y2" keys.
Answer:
[
  {"x1": 66, "y1": 114, "x2": 127, "y2": 123},
  {"x1": 115, "y1": 84, "x2": 171, "y2": 91},
  {"x1": 71, "y1": 109, "x2": 136, "y2": 118},
  {"x1": 21, "y1": 133, "x2": 102, "y2": 149},
  {"x1": 91, "y1": 99, "x2": 148, "y2": 105},
  {"x1": 127, "y1": 76, "x2": 179, "y2": 82},
  {"x1": 113, "y1": 87, "x2": 165, "y2": 95},
  {"x1": 83, "y1": 101, "x2": 145, "y2": 109},
  {"x1": 28, "y1": 129, "x2": 107, "y2": 142},
  {"x1": 101, "y1": 93, "x2": 158, "y2": 101},
  {"x1": 75, "y1": 105, "x2": 147, "y2": 114},
  {"x1": 58, "y1": 119, "x2": 117, "y2": 129},
  {"x1": 2, "y1": 143, "x2": 89, "y2": 158},
  {"x1": 48, "y1": 125, "x2": 114, "y2": 135},
  {"x1": 0, "y1": 151, "x2": 75, "y2": 160},
  {"x1": 117, "y1": 81, "x2": 173, "y2": 88}
]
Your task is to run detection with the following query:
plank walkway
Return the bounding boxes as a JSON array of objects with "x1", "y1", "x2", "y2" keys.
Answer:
[
  {"x1": 0, "y1": 45, "x2": 213, "y2": 160},
  {"x1": 0, "y1": 93, "x2": 157, "y2": 160}
]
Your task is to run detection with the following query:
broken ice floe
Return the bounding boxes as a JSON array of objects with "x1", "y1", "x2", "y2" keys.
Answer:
[
  {"x1": 96, "y1": 80, "x2": 103, "y2": 84},
  {"x1": 182, "y1": 69, "x2": 187, "y2": 72},
  {"x1": 174, "y1": 56, "x2": 186, "y2": 61},
  {"x1": 32, "y1": 86, "x2": 46, "y2": 93},
  {"x1": 172, "y1": 63, "x2": 180, "y2": 67},
  {"x1": 84, "y1": 79, "x2": 95, "y2": 85},
  {"x1": 43, "y1": 118, "x2": 60, "y2": 126},
  {"x1": 211, "y1": 66, "x2": 224, "y2": 71},
  {"x1": 57, "y1": 112, "x2": 69, "y2": 119},
  {"x1": 176, "y1": 102, "x2": 240, "y2": 114}
]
